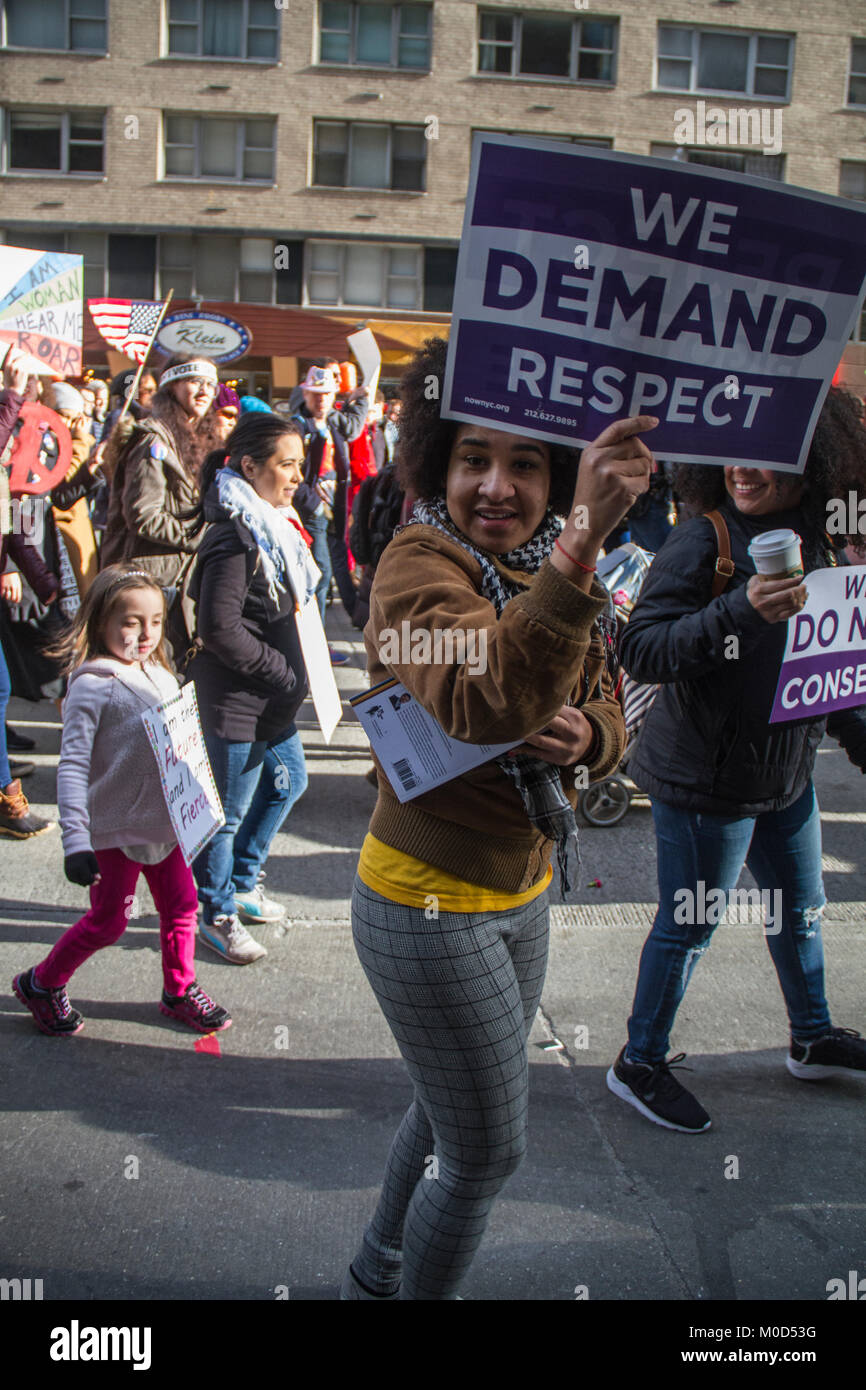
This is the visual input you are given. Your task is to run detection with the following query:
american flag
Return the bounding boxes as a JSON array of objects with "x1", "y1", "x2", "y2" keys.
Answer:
[{"x1": 87, "y1": 298, "x2": 165, "y2": 364}]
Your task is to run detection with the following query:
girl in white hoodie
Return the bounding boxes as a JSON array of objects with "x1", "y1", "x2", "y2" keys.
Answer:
[{"x1": 12, "y1": 566, "x2": 231, "y2": 1036}]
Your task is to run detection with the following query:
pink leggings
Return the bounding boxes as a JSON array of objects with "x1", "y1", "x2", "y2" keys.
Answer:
[{"x1": 37, "y1": 846, "x2": 197, "y2": 997}]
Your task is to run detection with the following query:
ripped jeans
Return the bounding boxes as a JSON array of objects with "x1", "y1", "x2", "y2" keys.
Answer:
[{"x1": 627, "y1": 782, "x2": 830, "y2": 1066}]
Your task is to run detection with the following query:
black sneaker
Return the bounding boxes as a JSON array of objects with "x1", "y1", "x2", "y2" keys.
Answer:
[
  {"x1": 12, "y1": 967, "x2": 84, "y2": 1036},
  {"x1": 606, "y1": 1046, "x2": 711, "y2": 1133},
  {"x1": 787, "y1": 1027, "x2": 866, "y2": 1080},
  {"x1": 159, "y1": 981, "x2": 232, "y2": 1033},
  {"x1": 5, "y1": 724, "x2": 36, "y2": 751}
]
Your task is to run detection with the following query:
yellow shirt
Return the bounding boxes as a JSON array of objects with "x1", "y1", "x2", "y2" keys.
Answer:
[{"x1": 358, "y1": 833, "x2": 553, "y2": 912}]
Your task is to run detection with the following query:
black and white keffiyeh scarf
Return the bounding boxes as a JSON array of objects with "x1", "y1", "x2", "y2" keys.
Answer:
[{"x1": 408, "y1": 496, "x2": 586, "y2": 895}]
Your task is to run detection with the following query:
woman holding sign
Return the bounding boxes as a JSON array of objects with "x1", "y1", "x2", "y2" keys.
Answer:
[
  {"x1": 185, "y1": 414, "x2": 319, "y2": 965},
  {"x1": 343, "y1": 336, "x2": 655, "y2": 1300},
  {"x1": 609, "y1": 386, "x2": 866, "y2": 1134}
]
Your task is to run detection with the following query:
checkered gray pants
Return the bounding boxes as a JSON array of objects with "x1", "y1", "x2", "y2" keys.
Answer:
[{"x1": 349, "y1": 874, "x2": 550, "y2": 1300}]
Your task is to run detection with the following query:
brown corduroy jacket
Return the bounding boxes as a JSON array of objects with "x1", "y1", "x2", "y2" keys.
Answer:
[{"x1": 364, "y1": 524, "x2": 627, "y2": 893}]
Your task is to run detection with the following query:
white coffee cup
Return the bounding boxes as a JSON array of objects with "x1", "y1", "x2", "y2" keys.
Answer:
[{"x1": 747, "y1": 528, "x2": 804, "y2": 579}]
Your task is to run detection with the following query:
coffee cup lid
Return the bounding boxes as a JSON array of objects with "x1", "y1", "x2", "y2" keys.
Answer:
[{"x1": 747, "y1": 528, "x2": 800, "y2": 556}]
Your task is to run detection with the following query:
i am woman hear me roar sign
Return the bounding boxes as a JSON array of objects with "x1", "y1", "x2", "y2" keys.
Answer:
[{"x1": 141, "y1": 684, "x2": 224, "y2": 864}]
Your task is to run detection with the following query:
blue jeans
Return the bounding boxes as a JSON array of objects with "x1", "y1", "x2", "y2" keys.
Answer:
[
  {"x1": 305, "y1": 509, "x2": 332, "y2": 623},
  {"x1": 0, "y1": 637, "x2": 11, "y2": 788},
  {"x1": 627, "y1": 782, "x2": 830, "y2": 1065},
  {"x1": 194, "y1": 725, "x2": 308, "y2": 923}
]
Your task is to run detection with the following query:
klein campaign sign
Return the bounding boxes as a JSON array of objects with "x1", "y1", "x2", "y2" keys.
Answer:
[
  {"x1": 771, "y1": 566, "x2": 866, "y2": 723},
  {"x1": 442, "y1": 136, "x2": 866, "y2": 472},
  {"x1": 141, "y1": 684, "x2": 224, "y2": 864}
]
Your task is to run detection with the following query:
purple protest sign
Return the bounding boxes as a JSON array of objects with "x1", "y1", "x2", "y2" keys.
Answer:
[
  {"x1": 442, "y1": 136, "x2": 866, "y2": 472},
  {"x1": 771, "y1": 567, "x2": 866, "y2": 723}
]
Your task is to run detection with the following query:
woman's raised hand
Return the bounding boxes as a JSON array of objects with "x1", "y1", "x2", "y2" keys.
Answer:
[{"x1": 568, "y1": 415, "x2": 658, "y2": 549}]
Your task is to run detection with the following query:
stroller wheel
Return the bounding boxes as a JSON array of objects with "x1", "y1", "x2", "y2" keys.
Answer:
[{"x1": 579, "y1": 777, "x2": 631, "y2": 826}]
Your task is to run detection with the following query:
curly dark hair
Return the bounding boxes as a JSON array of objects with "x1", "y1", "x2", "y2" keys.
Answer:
[
  {"x1": 395, "y1": 337, "x2": 580, "y2": 515},
  {"x1": 673, "y1": 386, "x2": 866, "y2": 557}
]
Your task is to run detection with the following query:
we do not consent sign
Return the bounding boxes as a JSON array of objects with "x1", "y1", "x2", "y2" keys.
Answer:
[
  {"x1": 771, "y1": 566, "x2": 866, "y2": 723},
  {"x1": 442, "y1": 136, "x2": 866, "y2": 472}
]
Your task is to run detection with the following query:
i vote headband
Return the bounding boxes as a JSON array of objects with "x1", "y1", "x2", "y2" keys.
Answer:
[{"x1": 160, "y1": 360, "x2": 219, "y2": 388}]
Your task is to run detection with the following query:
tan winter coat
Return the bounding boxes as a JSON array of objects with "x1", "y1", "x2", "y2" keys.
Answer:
[{"x1": 364, "y1": 523, "x2": 626, "y2": 893}]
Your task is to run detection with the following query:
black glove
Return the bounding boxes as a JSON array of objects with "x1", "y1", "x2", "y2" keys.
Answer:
[{"x1": 65, "y1": 851, "x2": 100, "y2": 886}]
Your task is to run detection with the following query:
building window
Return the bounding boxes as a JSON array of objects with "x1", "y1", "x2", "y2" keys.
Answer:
[
  {"x1": 166, "y1": 0, "x2": 279, "y2": 60},
  {"x1": 656, "y1": 26, "x2": 793, "y2": 99},
  {"x1": 312, "y1": 121, "x2": 426, "y2": 190},
  {"x1": 68, "y1": 229, "x2": 106, "y2": 296},
  {"x1": 650, "y1": 142, "x2": 784, "y2": 181},
  {"x1": 157, "y1": 233, "x2": 285, "y2": 302},
  {"x1": 2, "y1": 0, "x2": 106, "y2": 51},
  {"x1": 477, "y1": 12, "x2": 617, "y2": 83},
  {"x1": 306, "y1": 240, "x2": 421, "y2": 308},
  {"x1": 163, "y1": 114, "x2": 276, "y2": 182},
  {"x1": 318, "y1": 2, "x2": 431, "y2": 69},
  {"x1": 5, "y1": 109, "x2": 104, "y2": 174},
  {"x1": 109, "y1": 234, "x2": 157, "y2": 298},
  {"x1": 0, "y1": 225, "x2": 106, "y2": 293},
  {"x1": 840, "y1": 160, "x2": 866, "y2": 201},
  {"x1": 474, "y1": 128, "x2": 612, "y2": 148},
  {"x1": 848, "y1": 39, "x2": 866, "y2": 107}
]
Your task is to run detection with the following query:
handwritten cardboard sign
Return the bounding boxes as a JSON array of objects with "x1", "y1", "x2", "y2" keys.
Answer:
[{"x1": 141, "y1": 683, "x2": 224, "y2": 864}]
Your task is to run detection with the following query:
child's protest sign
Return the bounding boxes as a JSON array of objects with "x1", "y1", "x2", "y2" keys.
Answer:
[
  {"x1": 442, "y1": 136, "x2": 866, "y2": 472},
  {"x1": 141, "y1": 683, "x2": 224, "y2": 863},
  {"x1": 0, "y1": 246, "x2": 83, "y2": 377},
  {"x1": 771, "y1": 567, "x2": 866, "y2": 722}
]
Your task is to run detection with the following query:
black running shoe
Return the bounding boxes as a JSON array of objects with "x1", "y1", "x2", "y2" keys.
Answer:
[
  {"x1": 606, "y1": 1046, "x2": 711, "y2": 1133},
  {"x1": 12, "y1": 967, "x2": 84, "y2": 1036},
  {"x1": 159, "y1": 981, "x2": 232, "y2": 1033},
  {"x1": 787, "y1": 1027, "x2": 866, "y2": 1080},
  {"x1": 5, "y1": 724, "x2": 36, "y2": 751}
]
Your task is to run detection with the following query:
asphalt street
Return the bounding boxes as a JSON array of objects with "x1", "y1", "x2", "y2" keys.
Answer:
[{"x1": 1, "y1": 600, "x2": 864, "y2": 1303}]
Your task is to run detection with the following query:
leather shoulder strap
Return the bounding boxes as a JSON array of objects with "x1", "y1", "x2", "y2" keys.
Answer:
[{"x1": 704, "y1": 510, "x2": 735, "y2": 598}]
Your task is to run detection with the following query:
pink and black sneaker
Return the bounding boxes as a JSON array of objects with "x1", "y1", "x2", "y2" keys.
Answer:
[
  {"x1": 12, "y1": 967, "x2": 84, "y2": 1036},
  {"x1": 159, "y1": 981, "x2": 232, "y2": 1033}
]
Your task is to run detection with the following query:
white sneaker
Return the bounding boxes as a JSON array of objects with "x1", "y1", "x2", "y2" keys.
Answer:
[
  {"x1": 234, "y1": 880, "x2": 286, "y2": 925},
  {"x1": 199, "y1": 914, "x2": 267, "y2": 965}
]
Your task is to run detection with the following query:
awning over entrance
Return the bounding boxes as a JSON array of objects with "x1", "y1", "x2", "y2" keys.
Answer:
[{"x1": 83, "y1": 300, "x2": 451, "y2": 366}]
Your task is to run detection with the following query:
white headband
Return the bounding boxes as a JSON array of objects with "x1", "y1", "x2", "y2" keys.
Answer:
[{"x1": 160, "y1": 360, "x2": 218, "y2": 388}]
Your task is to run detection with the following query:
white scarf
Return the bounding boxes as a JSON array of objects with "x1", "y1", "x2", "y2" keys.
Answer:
[{"x1": 215, "y1": 468, "x2": 320, "y2": 610}]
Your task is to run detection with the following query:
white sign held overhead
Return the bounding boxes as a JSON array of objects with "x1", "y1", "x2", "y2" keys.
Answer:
[{"x1": 347, "y1": 328, "x2": 381, "y2": 403}]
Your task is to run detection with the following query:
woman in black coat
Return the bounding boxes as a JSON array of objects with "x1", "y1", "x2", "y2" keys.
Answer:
[
  {"x1": 186, "y1": 414, "x2": 320, "y2": 964},
  {"x1": 607, "y1": 387, "x2": 866, "y2": 1133}
]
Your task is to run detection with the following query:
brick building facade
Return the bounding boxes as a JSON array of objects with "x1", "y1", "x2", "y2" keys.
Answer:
[{"x1": 1, "y1": 0, "x2": 865, "y2": 392}]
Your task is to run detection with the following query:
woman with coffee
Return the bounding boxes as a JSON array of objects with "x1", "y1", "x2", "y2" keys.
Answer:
[
  {"x1": 343, "y1": 336, "x2": 653, "y2": 1300},
  {"x1": 608, "y1": 387, "x2": 866, "y2": 1134}
]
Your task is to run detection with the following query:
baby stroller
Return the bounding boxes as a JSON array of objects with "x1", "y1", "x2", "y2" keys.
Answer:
[{"x1": 578, "y1": 543, "x2": 656, "y2": 827}]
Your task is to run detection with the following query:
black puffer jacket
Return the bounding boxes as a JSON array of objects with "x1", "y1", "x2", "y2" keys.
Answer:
[
  {"x1": 185, "y1": 487, "x2": 308, "y2": 742},
  {"x1": 620, "y1": 496, "x2": 866, "y2": 815}
]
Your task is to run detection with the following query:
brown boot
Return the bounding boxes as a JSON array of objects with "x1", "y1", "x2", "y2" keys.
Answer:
[{"x1": 0, "y1": 779, "x2": 55, "y2": 839}]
